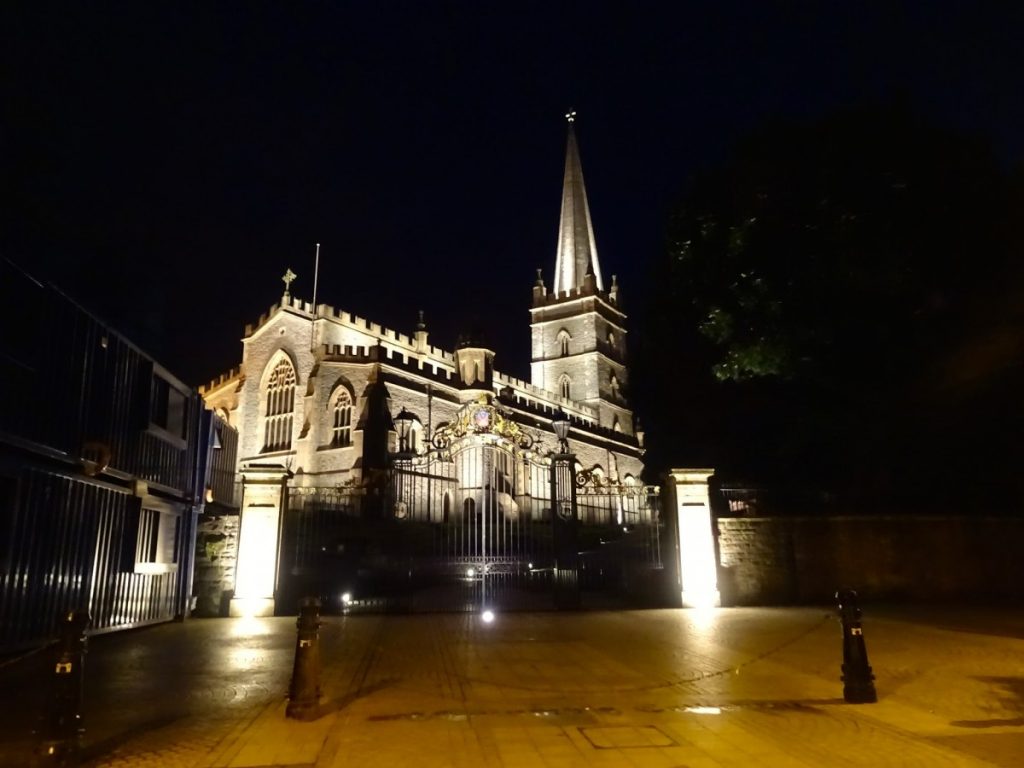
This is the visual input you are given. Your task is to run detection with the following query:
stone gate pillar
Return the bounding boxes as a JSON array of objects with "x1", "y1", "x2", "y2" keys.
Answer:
[
  {"x1": 230, "y1": 464, "x2": 291, "y2": 617},
  {"x1": 665, "y1": 469, "x2": 719, "y2": 608}
]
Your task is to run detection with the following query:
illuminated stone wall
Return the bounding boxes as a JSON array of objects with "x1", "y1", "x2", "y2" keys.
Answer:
[
  {"x1": 529, "y1": 286, "x2": 632, "y2": 435},
  {"x1": 201, "y1": 296, "x2": 644, "y2": 487},
  {"x1": 717, "y1": 516, "x2": 1024, "y2": 604},
  {"x1": 193, "y1": 513, "x2": 240, "y2": 617}
]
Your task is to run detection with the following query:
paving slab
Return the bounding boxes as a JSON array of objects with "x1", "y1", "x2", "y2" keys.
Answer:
[{"x1": 1, "y1": 607, "x2": 1023, "y2": 766}]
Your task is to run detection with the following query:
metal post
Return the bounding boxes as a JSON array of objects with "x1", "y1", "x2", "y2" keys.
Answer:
[
  {"x1": 551, "y1": 453, "x2": 580, "y2": 610},
  {"x1": 836, "y1": 589, "x2": 877, "y2": 703},
  {"x1": 286, "y1": 597, "x2": 322, "y2": 720},
  {"x1": 37, "y1": 609, "x2": 91, "y2": 763}
]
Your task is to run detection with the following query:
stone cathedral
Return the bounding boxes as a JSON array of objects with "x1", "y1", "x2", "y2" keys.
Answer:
[{"x1": 201, "y1": 119, "x2": 657, "y2": 616}]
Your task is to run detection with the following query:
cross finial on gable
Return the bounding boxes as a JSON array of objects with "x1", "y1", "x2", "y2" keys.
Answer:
[{"x1": 282, "y1": 268, "x2": 297, "y2": 298}]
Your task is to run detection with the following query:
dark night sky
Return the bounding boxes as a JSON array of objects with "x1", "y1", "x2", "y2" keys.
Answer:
[{"x1": 4, "y1": 2, "x2": 1023, "y2": 388}]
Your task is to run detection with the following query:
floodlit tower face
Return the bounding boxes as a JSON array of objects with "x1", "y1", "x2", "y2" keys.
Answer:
[{"x1": 530, "y1": 117, "x2": 633, "y2": 435}]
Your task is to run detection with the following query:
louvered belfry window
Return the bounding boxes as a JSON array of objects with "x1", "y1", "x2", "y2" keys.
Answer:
[
  {"x1": 557, "y1": 329, "x2": 571, "y2": 356},
  {"x1": 263, "y1": 359, "x2": 296, "y2": 452}
]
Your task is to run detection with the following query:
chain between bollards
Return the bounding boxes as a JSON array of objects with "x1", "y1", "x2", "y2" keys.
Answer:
[
  {"x1": 36, "y1": 609, "x2": 91, "y2": 765},
  {"x1": 286, "y1": 596, "x2": 322, "y2": 720},
  {"x1": 836, "y1": 588, "x2": 877, "y2": 703}
]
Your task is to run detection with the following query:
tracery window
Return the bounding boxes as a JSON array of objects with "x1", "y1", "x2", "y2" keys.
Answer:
[
  {"x1": 263, "y1": 358, "x2": 296, "y2": 452},
  {"x1": 331, "y1": 388, "x2": 353, "y2": 447},
  {"x1": 558, "y1": 374, "x2": 571, "y2": 400}
]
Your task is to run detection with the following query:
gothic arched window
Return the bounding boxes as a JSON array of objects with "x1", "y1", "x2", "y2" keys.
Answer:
[
  {"x1": 331, "y1": 388, "x2": 353, "y2": 447},
  {"x1": 557, "y1": 329, "x2": 571, "y2": 357},
  {"x1": 263, "y1": 358, "x2": 296, "y2": 452},
  {"x1": 610, "y1": 373, "x2": 620, "y2": 398},
  {"x1": 558, "y1": 374, "x2": 571, "y2": 400}
]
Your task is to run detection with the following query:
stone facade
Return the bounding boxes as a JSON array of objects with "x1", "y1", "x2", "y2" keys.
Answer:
[
  {"x1": 193, "y1": 513, "x2": 240, "y2": 616},
  {"x1": 717, "y1": 516, "x2": 1024, "y2": 604},
  {"x1": 202, "y1": 301, "x2": 644, "y2": 488}
]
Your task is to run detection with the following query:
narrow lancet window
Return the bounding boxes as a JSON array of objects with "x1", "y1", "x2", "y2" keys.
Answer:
[
  {"x1": 331, "y1": 389, "x2": 353, "y2": 447},
  {"x1": 559, "y1": 374, "x2": 571, "y2": 400}
]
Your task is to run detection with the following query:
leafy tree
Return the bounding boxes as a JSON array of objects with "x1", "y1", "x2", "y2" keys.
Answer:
[{"x1": 637, "y1": 105, "x2": 1024, "y2": 511}]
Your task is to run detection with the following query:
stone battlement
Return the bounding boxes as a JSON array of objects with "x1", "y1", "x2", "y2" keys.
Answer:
[
  {"x1": 243, "y1": 297, "x2": 455, "y2": 364},
  {"x1": 237, "y1": 295, "x2": 613, "y2": 425},
  {"x1": 320, "y1": 344, "x2": 457, "y2": 384},
  {"x1": 200, "y1": 366, "x2": 242, "y2": 394},
  {"x1": 532, "y1": 271, "x2": 619, "y2": 309},
  {"x1": 498, "y1": 389, "x2": 638, "y2": 449},
  {"x1": 494, "y1": 371, "x2": 597, "y2": 420}
]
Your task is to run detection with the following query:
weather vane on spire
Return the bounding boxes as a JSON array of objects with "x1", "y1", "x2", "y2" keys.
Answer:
[
  {"x1": 565, "y1": 110, "x2": 577, "y2": 123},
  {"x1": 282, "y1": 268, "x2": 297, "y2": 298}
]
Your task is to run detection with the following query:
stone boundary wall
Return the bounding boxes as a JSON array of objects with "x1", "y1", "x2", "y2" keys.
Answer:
[
  {"x1": 193, "y1": 513, "x2": 240, "y2": 616},
  {"x1": 716, "y1": 516, "x2": 1024, "y2": 604}
]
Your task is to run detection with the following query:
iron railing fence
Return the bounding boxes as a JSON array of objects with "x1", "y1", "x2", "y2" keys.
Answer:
[{"x1": 278, "y1": 439, "x2": 662, "y2": 612}]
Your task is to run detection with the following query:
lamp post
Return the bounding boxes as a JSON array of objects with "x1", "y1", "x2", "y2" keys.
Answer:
[
  {"x1": 550, "y1": 411, "x2": 579, "y2": 609},
  {"x1": 392, "y1": 408, "x2": 417, "y2": 520},
  {"x1": 394, "y1": 408, "x2": 416, "y2": 455},
  {"x1": 552, "y1": 410, "x2": 571, "y2": 454}
]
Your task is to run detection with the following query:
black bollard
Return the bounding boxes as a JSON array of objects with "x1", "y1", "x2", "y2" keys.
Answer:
[
  {"x1": 37, "y1": 609, "x2": 91, "y2": 764},
  {"x1": 836, "y1": 589, "x2": 877, "y2": 703},
  {"x1": 286, "y1": 597, "x2": 322, "y2": 720}
]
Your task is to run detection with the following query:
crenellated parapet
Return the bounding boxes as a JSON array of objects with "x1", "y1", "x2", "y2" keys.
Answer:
[
  {"x1": 200, "y1": 366, "x2": 242, "y2": 395},
  {"x1": 320, "y1": 343, "x2": 458, "y2": 385},
  {"x1": 532, "y1": 272, "x2": 619, "y2": 308},
  {"x1": 242, "y1": 298, "x2": 456, "y2": 365},
  {"x1": 493, "y1": 371, "x2": 597, "y2": 420},
  {"x1": 497, "y1": 387, "x2": 641, "y2": 452}
]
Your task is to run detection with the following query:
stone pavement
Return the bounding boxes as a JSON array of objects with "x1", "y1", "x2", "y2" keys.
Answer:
[{"x1": 2, "y1": 605, "x2": 1024, "y2": 767}]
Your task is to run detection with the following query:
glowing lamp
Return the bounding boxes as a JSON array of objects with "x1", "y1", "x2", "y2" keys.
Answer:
[
  {"x1": 551, "y1": 411, "x2": 571, "y2": 452},
  {"x1": 481, "y1": 609, "x2": 495, "y2": 623},
  {"x1": 394, "y1": 408, "x2": 416, "y2": 453}
]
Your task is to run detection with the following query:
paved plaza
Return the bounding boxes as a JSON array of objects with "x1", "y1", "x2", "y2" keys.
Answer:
[{"x1": 1, "y1": 605, "x2": 1023, "y2": 767}]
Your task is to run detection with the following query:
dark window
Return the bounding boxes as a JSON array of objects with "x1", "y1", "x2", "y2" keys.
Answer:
[
  {"x1": 125, "y1": 503, "x2": 180, "y2": 573},
  {"x1": 151, "y1": 375, "x2": 188, "y2": 439}
]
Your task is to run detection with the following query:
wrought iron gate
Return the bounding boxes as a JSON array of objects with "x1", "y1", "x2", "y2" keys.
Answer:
[{"x1": 278, "y1": 432, "x2": 663, "y2": 613}]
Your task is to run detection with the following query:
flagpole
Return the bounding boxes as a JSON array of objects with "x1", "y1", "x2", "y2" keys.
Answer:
[{"x1": 310, "y1": 242, "x2": 320, "y2": 353}]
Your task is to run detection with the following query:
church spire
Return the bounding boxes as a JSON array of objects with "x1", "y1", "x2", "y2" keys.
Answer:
[{"x1": 553, "y1": 111, "x2": 604, "y2": 294}]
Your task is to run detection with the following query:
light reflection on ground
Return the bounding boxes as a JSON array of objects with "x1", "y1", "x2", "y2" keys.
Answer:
[{"x1": 229, "y1": 615, "x2": 273, "y2": 638}]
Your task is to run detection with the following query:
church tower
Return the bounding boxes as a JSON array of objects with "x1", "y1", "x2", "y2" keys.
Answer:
[{"x1": 530, "y1": 114, "x2": 633, "y2": 435}]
